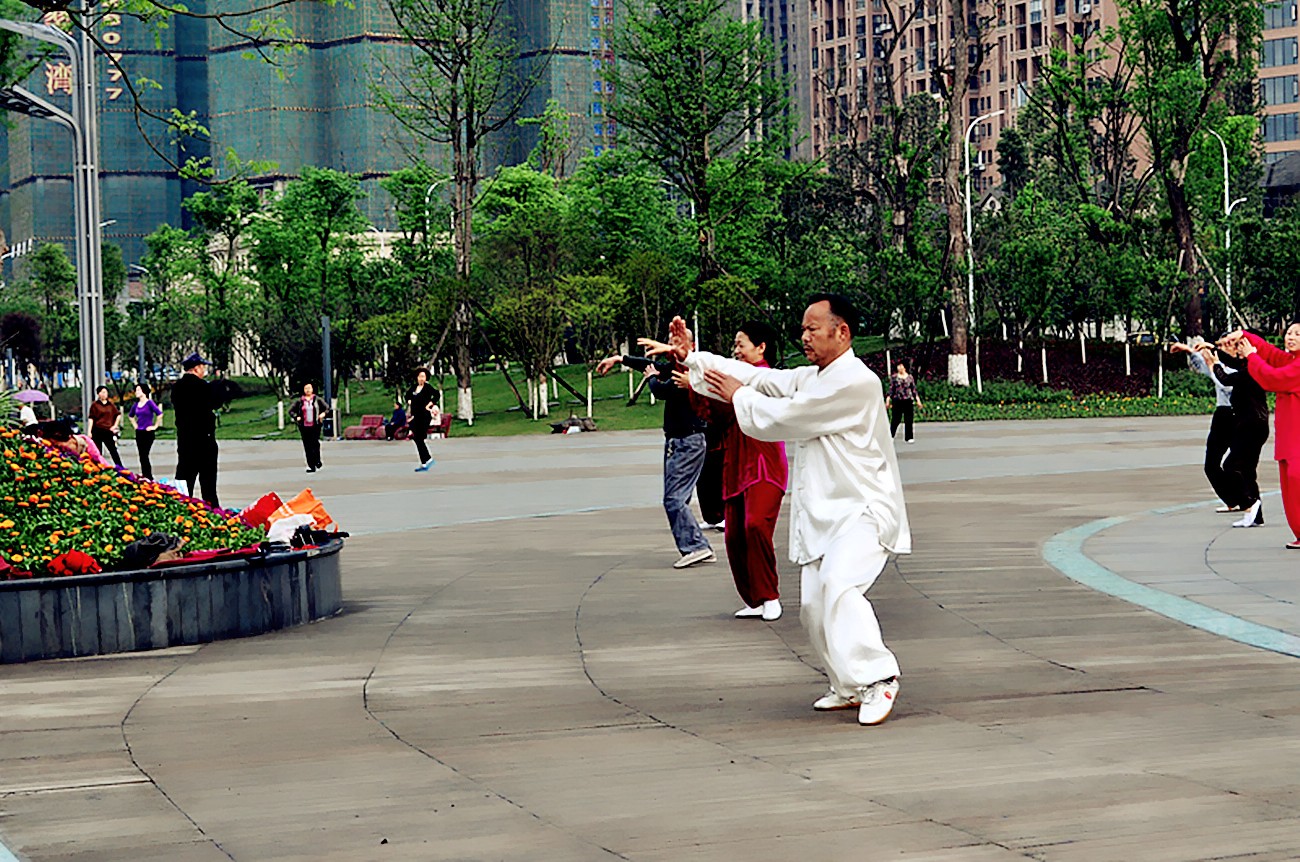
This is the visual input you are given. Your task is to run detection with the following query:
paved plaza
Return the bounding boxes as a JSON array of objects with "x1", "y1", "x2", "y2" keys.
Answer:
[{"x1": 5, "y1": 416, "x2": 1300, "y2": 861}]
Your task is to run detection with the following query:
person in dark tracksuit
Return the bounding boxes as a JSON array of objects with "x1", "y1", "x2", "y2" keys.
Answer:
[
  {"x1": 1174, "y1": 342, "x2": 1237, "y2": 512},
  {"x1": 1205, "y1": 342, "x2": 1269, "y2": 528}
]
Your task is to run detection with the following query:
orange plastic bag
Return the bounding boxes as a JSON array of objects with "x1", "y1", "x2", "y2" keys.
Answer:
[{"x1": 265, "y1": 488, "x2": 335, "y2": 531}]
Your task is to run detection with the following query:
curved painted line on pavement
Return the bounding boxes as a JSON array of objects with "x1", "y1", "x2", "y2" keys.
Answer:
[
  {"x1": 0, "y1": 839, "x2": 21, "y2": 861},
  {"x1": 1042, "y1": 504, "x2": 1300, "y2": 659}
]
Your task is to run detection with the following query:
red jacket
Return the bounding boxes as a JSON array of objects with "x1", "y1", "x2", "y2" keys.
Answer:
[
  {"x1": 695, "y1": 361, "x2": 789, "y2": 499},
  {"x1": 1244, "y1": 332, "x2": 1300, "y2": 461}
]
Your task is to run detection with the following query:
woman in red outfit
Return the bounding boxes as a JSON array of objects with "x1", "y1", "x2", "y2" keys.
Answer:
[
  {"x1": 1236, "y1": 324, "x2": 1300, "y2": 548},
  {"x1": 685, "y1": 322, "x2": 790, "y2": 621}
]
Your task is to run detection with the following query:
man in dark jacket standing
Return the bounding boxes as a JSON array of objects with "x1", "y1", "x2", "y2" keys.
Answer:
[
  {"x1": 597, "y1": 334, "x2": 715, "y2": 569},
  {"x1": 288, "y1": 382, "x2": 329, "y2": 472},
  {"x1": 172, "y1": 352, "x2": 220, "y2": 507}
]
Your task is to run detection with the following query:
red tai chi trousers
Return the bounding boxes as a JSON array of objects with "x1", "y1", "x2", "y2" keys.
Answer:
[
  {"x1": 1281, "y1": 460, "x2": 1300, "y2": 541},
  {"x1": 723, "y1": 481, "x2": 785, "y2": 608}
]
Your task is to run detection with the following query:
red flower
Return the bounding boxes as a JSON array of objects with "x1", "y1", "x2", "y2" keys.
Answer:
[{"x1": 47, "y1": 550, "x2": 102, "y2": 577}]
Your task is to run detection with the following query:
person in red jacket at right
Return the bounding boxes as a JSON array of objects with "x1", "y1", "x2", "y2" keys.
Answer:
[{"x1": 1232, "y1": 324, "x2": 1300, "y2": 548}]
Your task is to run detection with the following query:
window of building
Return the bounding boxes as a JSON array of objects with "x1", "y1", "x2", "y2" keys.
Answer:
[
  {"x1": 1263, "y1": 37, "x2": 1299, "y2": 68},
  {"x1": 1265, "y1": 0, "x2": 1297, "y2": 29},
  {"x1": 1264, "y1": 75, "x2": 1300, "y2": 105},
  {"x1": 592, "y1": 102, "x2": 603, "y2": 115},
  {"x1": 1265, "y1": 112, "x2": 1300, "y2": 141},
  {"x1": 593, "y1": 80, "x2": 603, "y2": 94}
]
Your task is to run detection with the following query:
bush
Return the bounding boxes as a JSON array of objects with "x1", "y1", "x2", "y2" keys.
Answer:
[
  {"x1": 918, "y1": 378, "x2": 1074, "y2": 404},
  {"x1": 1159, "y1": 368, "x2": 1214, "y2": 398}
]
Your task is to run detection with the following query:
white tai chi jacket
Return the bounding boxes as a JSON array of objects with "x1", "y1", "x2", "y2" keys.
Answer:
[{"x1": 684, "y1": 349, "x2": 910, "y2": 565}]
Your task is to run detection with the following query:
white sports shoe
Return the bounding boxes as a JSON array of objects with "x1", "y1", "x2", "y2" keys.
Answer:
[
  {"x1": 761, "y1": 599, "x2": 782, "y2": 621},
  {"x1": 857, "y1": 677, "x2": 900, "y2": 726},
  {"x1": 673, "y1": 548, "x2": 716, "y2": 569},
  {"x1": 812, "y1": 690, "x2": 860, "y2": 711},
  {"x1": 1232, "y1": 500, "x2": 1263, "y2": 528},
  {"x1": 734, "y1": 605, "x2": 763, "y2": 618}
]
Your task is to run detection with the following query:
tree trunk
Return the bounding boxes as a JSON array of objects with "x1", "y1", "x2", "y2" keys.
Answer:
[
  {"x1": 1167, "y1": 180, "x2": 1201, "y2": 337},
  {"x1": 944, "y1": 8, "x2": 972, "y2": 387},
  {"x1": 453, "y1": 146, "x2": 475, "y2": 421}
]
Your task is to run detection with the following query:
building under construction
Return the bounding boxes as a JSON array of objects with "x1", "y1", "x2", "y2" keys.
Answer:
[{"x1": 0, "y1": 0, "x2": 618, "y2": 272}]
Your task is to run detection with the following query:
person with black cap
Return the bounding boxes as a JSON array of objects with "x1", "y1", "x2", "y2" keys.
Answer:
[{"x1": 171, "y1": 352, "x2": 221, "y2": 507}]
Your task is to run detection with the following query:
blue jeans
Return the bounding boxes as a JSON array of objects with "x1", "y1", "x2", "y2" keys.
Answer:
[{"x1": 664, "y1": 433, "x2": 711, "y2": 554}]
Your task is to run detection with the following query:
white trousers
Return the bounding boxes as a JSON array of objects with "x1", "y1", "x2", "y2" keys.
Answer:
[{"x1": 799, "y1": 516, "x2": 900, "y2": 695}]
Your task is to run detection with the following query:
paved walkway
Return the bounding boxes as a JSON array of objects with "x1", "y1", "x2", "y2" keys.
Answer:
[{"x1": 5, "y1": 417, "x2": 1300, "y2": 861}]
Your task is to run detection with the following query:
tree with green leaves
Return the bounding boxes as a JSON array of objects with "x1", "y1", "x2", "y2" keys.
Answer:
[
  {"x1": 17, "y1": 242, "x2": 76, "y2": 374},
  {"x1": 611, "y1": 0, "x2": 792, "y2": 282},
  {"x1": 182, "y1": 179, "x2": 261, "y2": 369},
  {"x1": 1116, "y1": 0, "x2": 1262, "y2": 335},
  {"x1": 246, "y1": 168, "x2": 368, "y2": 391},
  {"x1": 375, "y1": 0, "x2": 548, "y2": 422}
]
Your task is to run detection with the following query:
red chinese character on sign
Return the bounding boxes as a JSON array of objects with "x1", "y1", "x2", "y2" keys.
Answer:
[{"x1": 44, "y1": 62, "x2": 73, "y2": 96}]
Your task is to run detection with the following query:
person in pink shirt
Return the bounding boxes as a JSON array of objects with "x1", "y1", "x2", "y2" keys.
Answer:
[{"x1": 1232, "y1": 324, "x2": 1300, "y2": 547}]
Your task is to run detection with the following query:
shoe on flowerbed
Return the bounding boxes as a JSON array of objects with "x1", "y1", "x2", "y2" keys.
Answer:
[
  {"x1": 857, "y1": 677, "x2": 900, "y2": 726},
  {"x1": 812, "y1": 690, "x2": 860, "y2": 711}
]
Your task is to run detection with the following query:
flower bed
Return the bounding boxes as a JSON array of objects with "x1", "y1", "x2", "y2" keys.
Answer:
[{"x1": 0, "y1": 427, "x2": 265, "y2": 578}]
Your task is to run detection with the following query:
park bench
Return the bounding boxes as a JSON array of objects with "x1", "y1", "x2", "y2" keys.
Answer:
[{"x1": 343, "y1": 414, "x2": 385, "y2": 440}]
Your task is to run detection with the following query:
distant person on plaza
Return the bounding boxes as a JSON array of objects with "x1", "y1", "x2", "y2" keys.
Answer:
[
  {"x1": 1198, "y1": 340, "x2": 1268, "y2": 528},
  {"x1": 1171, "y1": 338, "x2": 1238, "y2": 512},
  {"x1": 675, "y1": 320, "x2": 789, "y2": 621},
  {"x1": 887, "y1": 362, "x2": 922, "y2": 443},
  {"x1": 127, "y1": 383, "x2": 163, "y2": 480},
  {"x1": 645, "y1": 294, "x2": 910, "y2": 726},
  {"x1": 385, "y1": 398, "x2": 407, "y2": 441},
  {"x1": 597, "y1": 331, "x2": 715, "y2": 569},
  {"x1": 171, "y1": 352, "x2": 221, "y2": 507},
  {"x1": 409, "y1": 368, "x2": 437, "y2": 472},
  {"x1": 289, "y1": 382, "x2": 328, "y2": 473},
  {"x1": 87, "y1": 386, "x2": 124, "y2": 468},
  {"x1": 1228, "y1": 326, "x2": 1300, "y2": 547}
]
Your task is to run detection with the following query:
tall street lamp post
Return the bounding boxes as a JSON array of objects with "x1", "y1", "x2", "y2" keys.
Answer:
[
  {"x1": 1207, "y1": 128, "x2": 1248, "y2": 301},
  {"x1": 965, "y1": 109, "x2": 1004, "y2": 394},
  {"x1": 0, "y1": 11, "x2": 105, "y2": 421}
]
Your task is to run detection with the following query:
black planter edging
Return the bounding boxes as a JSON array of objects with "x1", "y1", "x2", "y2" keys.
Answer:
[{"x1": 0, "y1": 538, "x2": 344, "y2": 663}]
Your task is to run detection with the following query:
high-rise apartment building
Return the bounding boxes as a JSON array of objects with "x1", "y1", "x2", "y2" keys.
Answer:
[
  {"x1": 1262, "y1": 0, "x2": 1300, "y2": 162},
  {"x1": 801, "y1": 0, "x2": 1122, "y2": 189}
]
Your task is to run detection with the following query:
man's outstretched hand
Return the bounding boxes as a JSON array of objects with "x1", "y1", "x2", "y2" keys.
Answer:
[
  {"x1": 595, "y1": 355, "x2": 621, "y2": 376},
  {"x1": 704, "y1": 369, "x2": 743, "y2": 403}
]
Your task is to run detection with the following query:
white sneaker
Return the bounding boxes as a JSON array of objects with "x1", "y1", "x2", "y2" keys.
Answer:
[
  {"x1": 812, "y1": 690, "x2": 860, "y2": 711},
  {"x1": 857, "y1": 677, "x2": 900, "y2": 726},
  {"x1": 712, "y1": 520, "x2": 726, "y2": 531},
  {"x1": 734, "y1": 605, "x2": 763, "y2": 618},
  {"x1": 1216, "y1": 505, "x2": 1241, "y2": 514},
  {"x1": 673, "y1": 548, "x2": 716, "y2": 569},
  {"x1": 761, "y1": 599, "x2": 782, "y2": 621},
  {"x1": 1233, "y1": 500, "x2": 1263, "y2": 528}
]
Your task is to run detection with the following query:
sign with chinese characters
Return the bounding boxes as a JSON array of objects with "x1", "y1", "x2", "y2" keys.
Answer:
[{"x1": 37, "y1": 9, "x2": 125, "y2": 102}]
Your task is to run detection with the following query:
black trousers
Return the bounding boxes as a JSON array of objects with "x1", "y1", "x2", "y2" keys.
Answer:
[
  {"x1": 176, "y1": 436, "x2": 220, "y2": 508},
  {"x1": 890, "y1": 400, "x2": 915, "y2": 441},
  {"x1": 411, "y1": 425, "x2": 430, "y2": 464},
  {"x1": 91, "y1": 426, "x2": 123, "y2": 467},
  {"x1": 135, "y1": 429, "x2": 155, "y2": 479},
  {"x1": 1223, "y1": 417, "x2": 1269, "y2": 509},
  {"x1": 299, "y1": 424, "x2": 322, "y2": 468},
  {"x1": 1204, "y1": 406, "x2": 1237, "y2": 507},
  {"x1": 698, "y1": 446, "x2": 725, "y2": 525}
]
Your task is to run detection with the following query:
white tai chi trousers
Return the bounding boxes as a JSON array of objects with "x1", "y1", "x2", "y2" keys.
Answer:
[{"x1": 799, "y1": 516, "x2": 900, "y2": 695}]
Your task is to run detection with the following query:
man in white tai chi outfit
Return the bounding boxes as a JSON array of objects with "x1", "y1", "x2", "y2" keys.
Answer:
[{"x1": 644, "y1": 293, "x2": 910, "y2": 725}]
